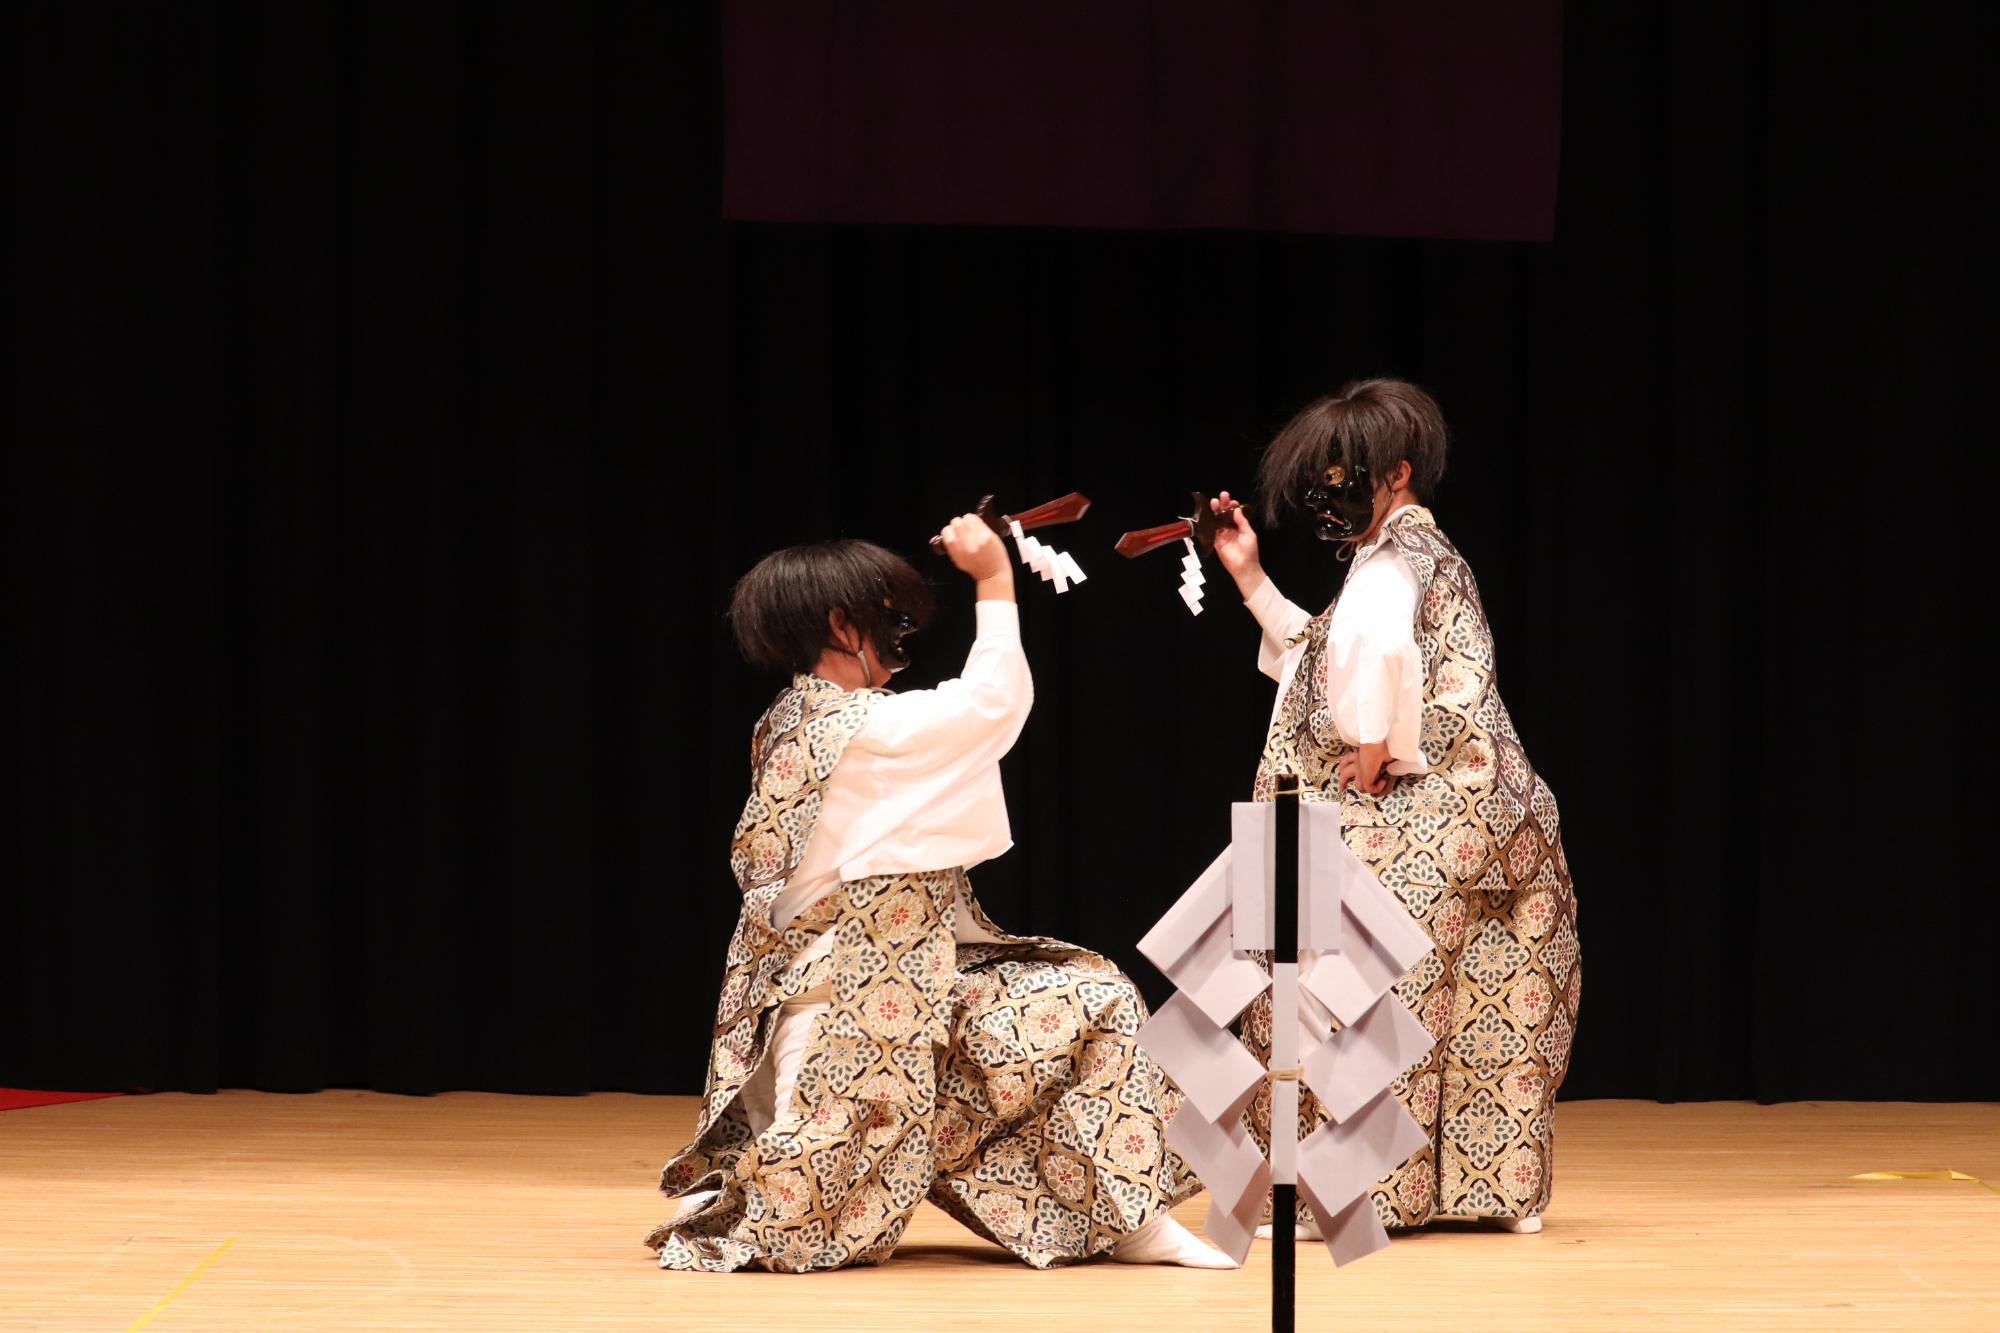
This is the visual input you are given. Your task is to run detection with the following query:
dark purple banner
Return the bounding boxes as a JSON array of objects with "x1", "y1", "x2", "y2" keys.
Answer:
[{"x1": 722, "y1": 1, "x2": 1562, "y2": 241}]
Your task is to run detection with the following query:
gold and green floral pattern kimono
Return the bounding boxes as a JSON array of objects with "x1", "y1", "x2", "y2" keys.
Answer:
[
  {"x1": 648, "y1": 675, "x2": 1197, "y2": 1272},
  {"x1": 1244, "y1": 507, "x2": 1581, "y2": 1227}
]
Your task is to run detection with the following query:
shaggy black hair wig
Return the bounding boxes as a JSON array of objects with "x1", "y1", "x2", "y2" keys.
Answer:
[
  {"x1": 727, "y1": 539, "x2": 935, "y2": 675},
  {"x1": 1255, "y1": 377, "x2": 1450, "y2": 524}
]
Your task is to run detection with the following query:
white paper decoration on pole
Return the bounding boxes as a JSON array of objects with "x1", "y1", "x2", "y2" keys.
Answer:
[{"x1": 1135, "y1": 801, "x2": 1437, "y2": 1268}]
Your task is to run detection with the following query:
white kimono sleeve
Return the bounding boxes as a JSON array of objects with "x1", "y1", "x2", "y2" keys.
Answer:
[
  {"x1": 1324, "y1": 545, "x2": 1427, "y2": 775},
  {"x1": 826, "y1": 599, "x2": 1031, "y2": 884},
  {"x1": 1243, "y1": 576, "x2": 1312, "y2": 681}
]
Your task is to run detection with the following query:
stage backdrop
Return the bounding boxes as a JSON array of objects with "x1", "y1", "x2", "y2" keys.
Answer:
[
  {"x1": 721, "y1": 0, "x2": 1562, "y2": 240},
  {"x1": 6, "y1": 3, "x2": 1989, "y2": 1101}
]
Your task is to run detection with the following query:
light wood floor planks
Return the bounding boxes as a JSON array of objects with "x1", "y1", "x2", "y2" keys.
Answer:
[{"x1": 2, "y1": 1094, "x2": 1996, "y2": 1331}]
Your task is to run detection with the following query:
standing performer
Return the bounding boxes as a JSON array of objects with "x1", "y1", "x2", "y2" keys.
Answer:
[
  {"x1": 1211, "y1": 379, "x2": 1580, "y2": 1236},
  {"x1": 648, "y1": 516, "x2": 1227, "y2": 1272}
]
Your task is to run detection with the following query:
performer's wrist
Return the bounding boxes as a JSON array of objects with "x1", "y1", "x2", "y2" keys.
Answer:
[
  {"x1": 975, "y1": 570, "x2": 1016, "y2": 603},
  {"x1": 1234, "y1": 565, "x2": 1269, "y2": 600}
]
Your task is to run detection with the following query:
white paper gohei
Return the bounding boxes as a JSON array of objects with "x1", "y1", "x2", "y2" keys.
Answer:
[
  {"x1": 1135, "y1": 849, "x2": 1271, "y2": 1028},
  {"x1": 1133, "y1": 992, "x2": 1265, "y2": 1125},
  {"x1": 1134, "y1": 793, "x2": 1439, "y2": 1273}
]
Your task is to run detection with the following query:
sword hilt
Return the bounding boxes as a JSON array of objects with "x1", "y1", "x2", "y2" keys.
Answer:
[{"x1": 1114, "y1": 492, "x2": 1228, "y2": 557}]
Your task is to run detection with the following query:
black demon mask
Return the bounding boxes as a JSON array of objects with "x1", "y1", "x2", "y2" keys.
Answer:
[
  {"x1": 864, "y1": 600, "x2": 919, "y2": 675},
  {"x1": 1301, "y1": 449, "x2": 1374, "y2": 542}
]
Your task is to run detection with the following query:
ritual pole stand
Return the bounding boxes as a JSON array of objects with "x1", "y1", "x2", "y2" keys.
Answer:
[{"x1": 1270, "y1": 789, "x2": 1299, "y2": 1333}]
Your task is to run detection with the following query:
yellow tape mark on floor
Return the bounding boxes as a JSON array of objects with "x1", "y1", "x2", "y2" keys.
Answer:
[{"x1": 124, "y1": 1236, "x2": 236, "y2": 1332}]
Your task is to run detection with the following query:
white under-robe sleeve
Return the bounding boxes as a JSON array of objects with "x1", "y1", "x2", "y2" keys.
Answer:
[
  {"x1": 823, "y1": 599, "x2": 1030, "y2": 883},
  {"x1": 849, "y1": 600, "x2": 1031, "y2": 764},
  {"x1": 1324, "y1": 544, "x2": 1427, "y2": 774},
  {"x1": 1243, "y1": 577, "x2": 1312, "y2": 681}
]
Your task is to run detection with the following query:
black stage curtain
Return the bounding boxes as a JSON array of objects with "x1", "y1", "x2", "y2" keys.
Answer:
[{"x1": 7, "y1": 4, "x2": 1991, "y2": 1101}]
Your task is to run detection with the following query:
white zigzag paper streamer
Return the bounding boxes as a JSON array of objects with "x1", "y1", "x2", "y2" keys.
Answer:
[
  {"x1": 1178, "y1": 537, "x2": 1206, "y2": 615},
  {"x1": 1009, "y1": 519, "x2": 1086, "y2": 594},
  {"x1": 1134, "y1": 803, "x2": 1437, "y2": 1269}
]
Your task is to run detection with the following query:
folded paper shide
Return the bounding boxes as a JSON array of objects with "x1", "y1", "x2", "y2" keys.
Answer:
[{"x1": 1136, "y1": 800, "x2": 1434, "y2": 1267}]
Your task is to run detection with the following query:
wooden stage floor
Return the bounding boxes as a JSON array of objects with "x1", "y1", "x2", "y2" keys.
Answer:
[{"x1": 2, "y1": 1094, "x2": 1995, "y2": 1332}]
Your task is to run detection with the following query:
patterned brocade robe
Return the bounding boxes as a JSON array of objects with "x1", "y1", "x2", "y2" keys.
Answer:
[
  {"x1": 648, "y1": 675, "x2": 1197, "y2": 1272},
  {"x1": 1244, "y1": 506, "x2": 1582, "y2": 1227}
]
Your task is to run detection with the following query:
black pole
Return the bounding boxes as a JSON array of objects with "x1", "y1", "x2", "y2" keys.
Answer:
[{"x1": 1272, "y1": 790, "x2": 1298, "y2": 1333}]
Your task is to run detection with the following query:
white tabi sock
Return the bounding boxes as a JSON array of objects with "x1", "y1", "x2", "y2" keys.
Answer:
[
  {"x1": 1112, "y1": 1214, "x2": 1239, "y2": 1268},
  {"x1": 1253, "y1": 1219, "x2": 1323, "y2": 1241},
  {"x1": 1496, "y1": 1215, "x2": 1543, "y2": 1233}
]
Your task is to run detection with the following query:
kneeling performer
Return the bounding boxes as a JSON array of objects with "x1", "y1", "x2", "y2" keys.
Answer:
[{"x1": 648, "y1": 515, "x2": 1226, "y2": 1272}]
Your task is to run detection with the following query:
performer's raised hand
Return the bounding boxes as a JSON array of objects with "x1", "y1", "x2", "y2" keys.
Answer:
[
  {"x1": 937, "y1": 513, "x2": 1015, "y2": 600},
  {"x1": 1208, "y1": 491, "x2": 1265, "y2": 595}
]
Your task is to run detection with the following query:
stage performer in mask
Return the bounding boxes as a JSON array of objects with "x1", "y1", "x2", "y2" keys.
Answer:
[
  {"x1": 648, "y1": 515, "x2": 1228, "y2": 1273},
  {"x1": 1210, "y1": 379, "x2": 1580, "y2": 1237}
]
